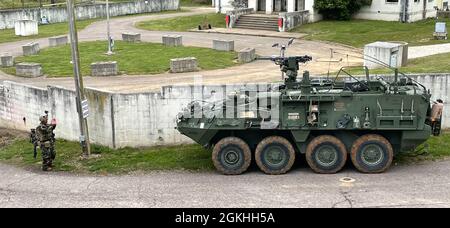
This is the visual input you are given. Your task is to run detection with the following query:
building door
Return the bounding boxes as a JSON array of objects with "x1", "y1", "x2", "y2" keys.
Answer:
[
  {"x1": 274, "y1": 0, "x2": 287, "y2": 12},
  {"x1": 281, "y1": 0, "x2": 287, "y2": 11},
  {"x1": 258, "y1": 0, "x2": 266, "y2": 11},
  {"x1": 296, "y1": 0, "x2": 305, "y2": 11}
]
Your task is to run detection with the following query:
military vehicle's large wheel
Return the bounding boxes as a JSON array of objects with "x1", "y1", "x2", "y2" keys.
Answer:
[
  {"x1": 350, "y1": 134, "x2": 393, "y2": 173},
  {"x1": 212, "y1": 137, "x2": 252, "y2": 175},
  {"x1": 306, "y1": 135, "x2": 347, "y2": 174},
  {"x1": 255, "y1": 136, "x2": 296, "y2": 175}
]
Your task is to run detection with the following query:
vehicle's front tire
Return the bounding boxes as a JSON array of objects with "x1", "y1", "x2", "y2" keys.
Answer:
[
  {"x1": 306, "y1": 135, "x2": 347, "y2": 174},
  {"x1": 350, "y1": 134, "x2": 393, "y2": 173},
  {"x1": 212, "y1": 137, "x2": 252, "y2": 175},
  {"x1": 255, "y1": 136, "x2": 296, "y2": 175}
]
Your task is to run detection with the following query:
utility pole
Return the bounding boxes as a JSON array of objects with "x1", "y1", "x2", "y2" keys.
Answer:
[
  {"x1": 106, "y1": 0, "x2": 113, "y2": 55},
  {"x1": 66, "y1": 0, "x2": 91, "y2": 157}
]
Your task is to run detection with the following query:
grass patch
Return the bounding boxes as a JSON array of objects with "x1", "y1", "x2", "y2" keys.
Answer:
[
  {"x1": 395, "y1": 132, "x2": 450, "y2": 164},
  {"x1": 180, "y1": 0, "x2": 212, "y2": 7},
  {"x1": 1, "y1": 133, "x2": 449, "y2": 173},
  {"x1": 0, "y1": 19, "x2": 97, "y2": 44},
  {"x1": 329, "y1": 52, "x2": 450, "y2": 75},
  {"x1": 137, "y1": 13, "x2": 226, "y2": 31},
  {"x1": 0, "y1": 139, "x2": 213, "y2": 174},
  {"x1": 5, "y1": 40, "x2": 238, "y2": 77},
  {"x1": 293, "y1": 18, "x2": 450, "y2": 48},
  {"x1": 0, "y1": 9, "x2": 187, "y2": 44}
]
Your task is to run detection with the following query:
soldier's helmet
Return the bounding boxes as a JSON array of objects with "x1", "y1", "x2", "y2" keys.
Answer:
[{"x1": 39, "y1": 115, "x2": 48, "y2": 123}]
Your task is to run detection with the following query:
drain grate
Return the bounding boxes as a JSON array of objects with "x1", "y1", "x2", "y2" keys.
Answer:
[{"x1": 339, "y1": 177, "x2": 356, "y2": 183}]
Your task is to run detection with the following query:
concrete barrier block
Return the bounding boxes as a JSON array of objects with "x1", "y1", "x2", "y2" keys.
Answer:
[
  {"x1": 170, "y1": 57, "x2": 198, "y2": 73},
  {"x1": 0, "y1": 55, "x2": 14, "y2": 67},
  {"x1": 213, "y1": 39, "x2": 234, "y2": 51},
  {"x1": 14, "y1": 20, "x2": 38, "y2": 36},
  {"x1": 22, "y1": 42, "x2": 40, "y2": 56},
  {"x1": 162, "y1": 35, "x2": 182, "y2": 47},
  {"x1": 49, "y1": 35, "x2": 68, "y2": 47},
  {"x1": 238, "y1": 48, "x2": 256, "y2": 63},
  {"x1": 16, "y1": 63, "x2": 43, "y2": 77},
  {"x1": 122, "y1": 32, "x2": 141, "y2": 42},
  {"x1": 91, "y1": 61, "x2": 119, "y2": 76}
]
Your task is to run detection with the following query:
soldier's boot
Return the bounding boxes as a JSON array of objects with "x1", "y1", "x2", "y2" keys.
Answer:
[
  {"x1": 43, "y1": 165, "x2": 53, "y2": 171},
  {"x1": 42, "y1": 158, "x2": 52, "y2": 171}
]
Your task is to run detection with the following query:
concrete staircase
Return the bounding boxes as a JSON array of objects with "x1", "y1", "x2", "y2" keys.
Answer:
[{"x1": 234, "y1": 15, "x2": 279, "y2": 31}]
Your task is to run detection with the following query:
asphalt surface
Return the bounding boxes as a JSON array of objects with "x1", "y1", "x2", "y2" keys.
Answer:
[{"x1": 1, "y1": 159, "x2": 450, "y2": 208}]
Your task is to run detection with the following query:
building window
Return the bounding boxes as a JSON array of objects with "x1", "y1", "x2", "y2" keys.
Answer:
[{"x1": 386, "y1": 0, "x2": 399, "y2": 3}]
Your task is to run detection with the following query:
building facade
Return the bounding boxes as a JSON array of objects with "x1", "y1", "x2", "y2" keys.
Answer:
[
  {"x1": 213, "y1": 0, "x2": 320, "y2": 22},
  {"x1": 436, "y1": 0, "x2": 449, "y2": 9},
  {"x1": 215, "y1": 0, "x2": 439, "y2": 23},
  {"x1": 354, "y1": 0, "x2": 438, "y2": 22}
]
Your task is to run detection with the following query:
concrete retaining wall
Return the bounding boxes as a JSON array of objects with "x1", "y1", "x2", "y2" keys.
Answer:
[
  {"x1": 0, "y1": 0, "x2": 180, "y2": 30},
  {"x1": 14, "y1": 20, "x2": 38, "y2": 36},
  {"x1": 0, "y1": 81, "x2": 193, "y2": 148},
  {"x1": 0, "y1": 82, "x2": 49, "y2": 131},
  {"x1": 279, "y1": 10, "x2": 310, "y2": 32},
  {"x1": 1, "y1": 74, "x2": 449, "y2": 148}
]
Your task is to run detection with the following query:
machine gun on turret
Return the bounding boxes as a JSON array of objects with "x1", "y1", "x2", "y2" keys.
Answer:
[
  {"x1": 259, "y1": 55, "x2": 312, "y2": 82},
  {"x1": 258, "y1": 38, "x2": 312, "y2": 86}
]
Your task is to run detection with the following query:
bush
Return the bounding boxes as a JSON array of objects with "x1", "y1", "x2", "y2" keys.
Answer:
[
  {"x1": 193, "y1": 0, "x2": 211, "y2": 4},
  {"x1": 314, "y1": 0, "x2": 372, "y2": 20}
]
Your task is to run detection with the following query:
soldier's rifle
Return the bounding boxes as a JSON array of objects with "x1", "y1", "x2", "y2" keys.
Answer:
[{"x1": 30, "y1": 129, "x2": 38, "y2": 159}]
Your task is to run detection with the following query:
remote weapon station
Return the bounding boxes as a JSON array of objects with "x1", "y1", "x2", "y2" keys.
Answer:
[{"x1": 176, "y1": 39, "x2": 442, "y2": 175}]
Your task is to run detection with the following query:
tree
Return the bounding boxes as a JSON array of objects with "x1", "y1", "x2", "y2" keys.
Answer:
[{"x1": 314, "y1": 0, "x2": 372, "y2": 20}]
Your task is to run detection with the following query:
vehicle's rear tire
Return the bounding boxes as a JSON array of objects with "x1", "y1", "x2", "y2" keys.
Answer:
[
  {"x1": 306, "y1": 135, "x2": 347, "y2": 174},
  {"x1": 350, "y1": 134, "x2": 393, "y2": 173},
  {"x1": 212, "y1": 137, "x2": 252, "y2": 175},
  {"x1": 255, "y1": 136, "x2": 296, "y2": 175}
]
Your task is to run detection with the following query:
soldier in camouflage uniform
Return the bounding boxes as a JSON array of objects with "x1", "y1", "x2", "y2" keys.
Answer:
[{"x1": 36, "y1": 113, "x2": 57, "y2": 171}]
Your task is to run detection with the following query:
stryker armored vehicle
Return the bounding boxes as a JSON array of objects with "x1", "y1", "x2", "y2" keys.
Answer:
[{"x1": 176, "y1": 40, "x2": 442, "y2": 175}]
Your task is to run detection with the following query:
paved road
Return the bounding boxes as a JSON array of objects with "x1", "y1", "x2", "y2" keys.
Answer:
[
  {"x1": 409, "y1": 43, "x2": 450, "y2": 59},
  {"x1": 0, "y1": 7, "x2": 362, "y2": 92},
  {"x1": 1, "y1": 160, "x2": 450, "y2": 208}
]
